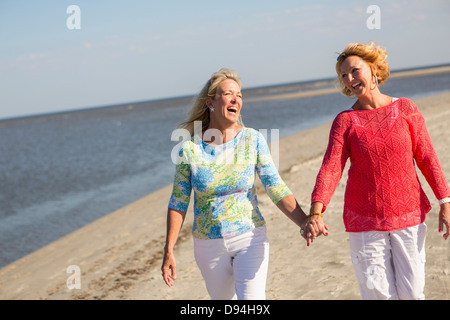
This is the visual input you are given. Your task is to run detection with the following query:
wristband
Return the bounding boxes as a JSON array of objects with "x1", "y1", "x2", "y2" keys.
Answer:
[
  {"x1": 309, "y1": 212, "x2": 323, "y2": 217},
  {"x1": 439, "y1": 197, "x2": 450, "y2": 205}
]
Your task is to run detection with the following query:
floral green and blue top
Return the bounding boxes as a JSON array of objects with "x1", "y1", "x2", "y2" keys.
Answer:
[{"x1": 168, "y1": 127, "x2": 292, "y2": 239}]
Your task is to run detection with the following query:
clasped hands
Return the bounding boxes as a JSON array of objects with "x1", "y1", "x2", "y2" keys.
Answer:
[{"x1": 300, "y1": 213, "x2": 328, "y2": 246}]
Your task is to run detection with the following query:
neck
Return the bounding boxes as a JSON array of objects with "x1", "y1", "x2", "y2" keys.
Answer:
[{"x1": 354, "y1": 89, "x2": 391, "y2": 110}]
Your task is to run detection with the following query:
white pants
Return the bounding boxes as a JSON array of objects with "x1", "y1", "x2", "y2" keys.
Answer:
[
  {"x1": 193, "y1": 226, "x2": 269, "y2": 300},
  {"x1": 348, "y1": 223, "x2": 427, "y2": 300}
]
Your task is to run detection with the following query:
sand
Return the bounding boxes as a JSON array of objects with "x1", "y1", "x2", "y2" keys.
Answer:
[{"x1": 1, "y1": 86, "x2": 449, "y2": 300}]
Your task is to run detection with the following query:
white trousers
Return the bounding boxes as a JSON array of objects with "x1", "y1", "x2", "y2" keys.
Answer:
[
  {"x1": 348, "y1": 223, "x2": 427, "y2": 300},
  {"x1": 193, "y1": 226, "x2": 269, "y2": 300}
]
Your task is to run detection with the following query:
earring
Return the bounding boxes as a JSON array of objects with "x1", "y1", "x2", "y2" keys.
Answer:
[
  {"x1": 374, "y1": 74, "x2": 379, "y2": 87},
  {"x1": 210, "y1": 106, "x2": 215, "y2": 112}
]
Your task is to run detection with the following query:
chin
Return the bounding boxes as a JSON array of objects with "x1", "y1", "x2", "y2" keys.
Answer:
[{"x1": 226, "y1": 116, "x2": 239, "y2": 123}]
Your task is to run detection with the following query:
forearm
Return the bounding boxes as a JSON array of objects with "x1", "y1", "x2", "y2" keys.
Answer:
[
  {"x1": 410, "y1": 109, "x2": 450, "y2": 199},
  {"x1": 276, "y1": 194, "x2": 308, "y2": 228},
  {"x1": 310, "y1": 201, "x2": 324, "y2": 214},
  {"x1": 164, "y1": 209, "x2": 187, "y2": 253},
  {"x1": 417, "y1": 155, "x2": 449, "y2": 200}
]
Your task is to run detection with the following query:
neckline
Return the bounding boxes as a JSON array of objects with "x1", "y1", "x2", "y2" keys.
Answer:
[
  {"x1": 350, "y1": 97, "x2": 399, "y2": 112},
  {"x1": 197, "y1": 127, "x2": 245, "y2": 148}
]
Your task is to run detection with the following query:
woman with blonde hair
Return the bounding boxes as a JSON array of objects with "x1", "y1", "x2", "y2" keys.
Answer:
[
  {"x1": 178, "y1": 68, "x2": 244, "y2": 136},
  {"x1": 162, "y1": 68, "x2": 326, "y2": 299},
  {"x1": 309, "y1": 42, "x2": 450, "y2": 299}
]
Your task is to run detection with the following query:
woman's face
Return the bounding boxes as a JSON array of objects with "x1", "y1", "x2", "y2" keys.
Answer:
[
  {"x1": 208, "y1": 78, "x2": 242, "y2": 126},
  {"x1": 340, "y1": 55, "x2": 375, "y2": 97}
]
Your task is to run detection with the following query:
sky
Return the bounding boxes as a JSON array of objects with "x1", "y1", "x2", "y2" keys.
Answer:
[{"x1": 0, "y1": 0, "x2": 449, "y2": 120}]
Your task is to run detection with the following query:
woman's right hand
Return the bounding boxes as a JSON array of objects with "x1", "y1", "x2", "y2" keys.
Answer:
[
  {"x1": 161, "y1": 249, "x2": 177, "y2": 287},
  {"x1": 162, "y1": 209, "x2": 186, "y2": 287}
]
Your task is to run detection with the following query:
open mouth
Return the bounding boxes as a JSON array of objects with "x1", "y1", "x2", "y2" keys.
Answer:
[
  {"x1": 351, "y1": 82, "x2": 362, "y2": 90},
  {"x1": 227, "y1": 106, "x2": 238, "y2": 114}
]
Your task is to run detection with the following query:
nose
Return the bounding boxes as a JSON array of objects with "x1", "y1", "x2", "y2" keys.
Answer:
[
  {"x1": 230, "y1": 94, "x2": 240, "y2": 104},
  {"x1": 346, "y1": 73, "x2": 354, "y2": 82}
]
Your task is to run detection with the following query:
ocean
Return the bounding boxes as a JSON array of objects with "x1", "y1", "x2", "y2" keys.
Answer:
[{"x1": 1, "y1": 69, "x2": 450, "y2": 268}]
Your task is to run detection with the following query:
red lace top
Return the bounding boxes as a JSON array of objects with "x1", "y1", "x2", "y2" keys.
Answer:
[{"x1": 311, "y1": 98, "x2": 450, "y2": 232}]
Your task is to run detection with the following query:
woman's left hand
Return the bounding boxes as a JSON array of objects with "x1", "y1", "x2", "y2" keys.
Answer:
[{"x1": 439, "y1": 203, "x2": 450, "y2": 240}]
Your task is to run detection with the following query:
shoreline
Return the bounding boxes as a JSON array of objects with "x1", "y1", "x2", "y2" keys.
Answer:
[
  {"x1": 246, "y1": 65, "x2": 450, "y2": 103},
  {"x1": 1, "y1": 91, "x2": 449, "y2": 300},
  {"x1": 1, "y1": 64, "x2": 449, "y2": 127}
]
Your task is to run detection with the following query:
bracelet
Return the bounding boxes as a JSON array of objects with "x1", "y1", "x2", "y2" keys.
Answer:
[
  {"x1": 439, "y1": 197, "x2": 450, "y2": 205},
  {"x1": 309, "y1": 212, "x2": 323, "y2": 217}
]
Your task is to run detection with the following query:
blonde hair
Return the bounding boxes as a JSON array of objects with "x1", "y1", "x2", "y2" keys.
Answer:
[
  {"x1": 335, "y1": 41, "x2": 390, "y2": 97},
  {"x1": 178, "y1": 68, "x2": 244, "y2": 136}
]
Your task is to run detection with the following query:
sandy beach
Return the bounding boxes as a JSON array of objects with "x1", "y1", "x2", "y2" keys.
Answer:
[{"x1": 1, "y1": 86, "x2": 449, "y2": 300}]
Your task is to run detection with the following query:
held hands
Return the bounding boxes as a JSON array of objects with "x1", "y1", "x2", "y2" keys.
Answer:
[{"x1": 301, "y1": 213, "x2": 329, "y2": 246}]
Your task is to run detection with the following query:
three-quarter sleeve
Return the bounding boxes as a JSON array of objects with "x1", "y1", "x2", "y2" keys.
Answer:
[
  {"x1": 311, "y1": 113, "x2": 350, "y2": 212},
  {"x1": 168, "y1": 147, "x2": 192, "y2": 212},
  {"x1": 406, "y1": 101, "x2": 450, "y2": 200},
  {"x1": 255, "y1": 131, "x2": 292, "y2": 204}
]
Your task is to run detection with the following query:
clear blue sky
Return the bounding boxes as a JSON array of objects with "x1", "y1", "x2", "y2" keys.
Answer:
[{"x1": 1, "y1": 0, "x2": 449, "y2": 119}]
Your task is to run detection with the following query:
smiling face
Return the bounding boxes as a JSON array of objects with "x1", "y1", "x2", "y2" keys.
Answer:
[
  {"x1": 340, "y1": 55, "x2": 376, "y2": 98},
  {"x1": 207, "y1": 78, "x2": 242, "y2": 128}
]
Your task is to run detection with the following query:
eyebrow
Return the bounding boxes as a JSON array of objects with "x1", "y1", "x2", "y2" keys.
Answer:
[
  {"x1": 222, "y1": 89, "x2": 242, "y2": 94},
  {"x1": 340, "y1": 65, "x2": 359, "y2": 74}
]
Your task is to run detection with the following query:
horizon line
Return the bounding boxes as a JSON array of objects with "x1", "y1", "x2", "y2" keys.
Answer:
[{"x1": 1, "y1": 62, "x2": 449, "y2": 123}]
